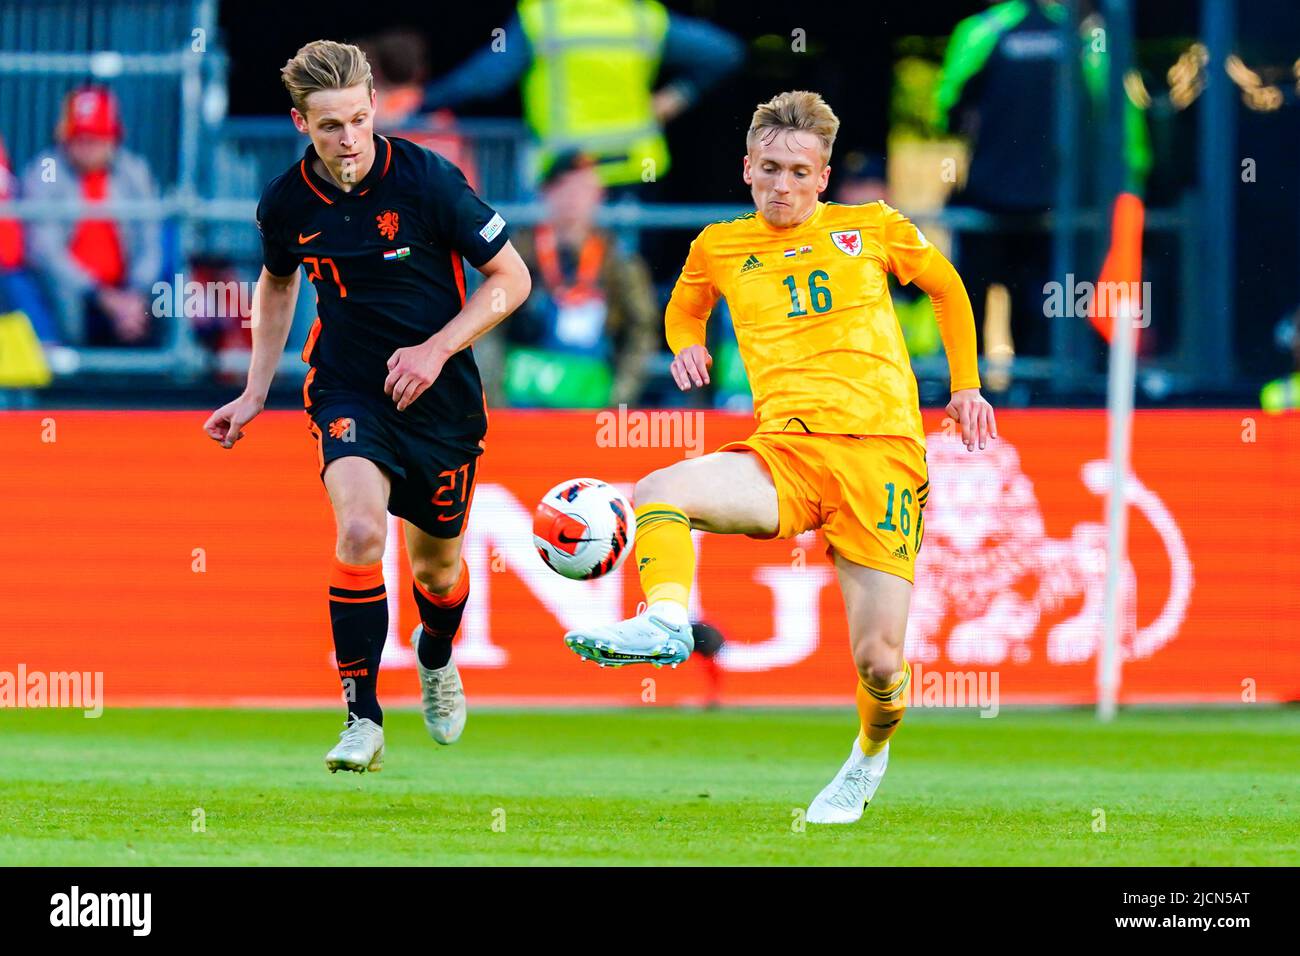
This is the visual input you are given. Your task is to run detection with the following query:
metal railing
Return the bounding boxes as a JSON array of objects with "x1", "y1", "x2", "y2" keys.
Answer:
[
  {"x1": 0, "y1": 0, "x2": 219, "y2": 381},
  {"x1": 0, "y1": 0, "x2": 1230, "y2": 405},
  {"x1": 2, "y1": 189, "x2": 1197, "y2": 395}
]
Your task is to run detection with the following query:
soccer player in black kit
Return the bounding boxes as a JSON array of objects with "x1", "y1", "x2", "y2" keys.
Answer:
[{"x1": 203, "y1": 41, "x2": 531, "y2": 773}]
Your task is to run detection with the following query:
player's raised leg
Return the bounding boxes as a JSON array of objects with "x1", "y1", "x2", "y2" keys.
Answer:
[
  {"x1": 322, "y1": 456, "x2": 391, "y2": 773},
  {"x1": 807, "y1": 553, "x2": 912, "y2": 823},
  {"x1": 564, "y1": 449, "x2": 778, "y2": 666},
  {"x1": 405, "y1": 521, "x2": 469, "y2": 744}
]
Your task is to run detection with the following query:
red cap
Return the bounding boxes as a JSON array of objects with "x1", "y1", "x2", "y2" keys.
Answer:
[{"x1": 59, "y1": 86, "x2": 123, "y2": 142}]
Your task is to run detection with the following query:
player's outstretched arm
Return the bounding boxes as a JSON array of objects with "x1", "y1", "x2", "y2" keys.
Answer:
[
  {"x1": 384, "y1": 241, "x2": 531, "y2": 411},
  {"x1": 911, "y1": 251, "x2": 998, "y2": 452},
  {"x1": 202, "y1": 266, "x2": 300, "y2": 448}
]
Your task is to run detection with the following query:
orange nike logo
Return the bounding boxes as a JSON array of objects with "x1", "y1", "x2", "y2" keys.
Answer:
[
  {"x1": 298, "y1": 231, "x2": 322, "y2": 244},
  {"x1": 337, "y1": 657, "x2": 366, "y2": 668},
  {"x1": 436, "y1": 511, "x2": 465, "y2": 522}
]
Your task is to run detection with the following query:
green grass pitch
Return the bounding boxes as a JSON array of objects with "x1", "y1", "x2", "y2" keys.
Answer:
[{"x1": 1, "y1": 707, "x2": 1296, "y2": 866}]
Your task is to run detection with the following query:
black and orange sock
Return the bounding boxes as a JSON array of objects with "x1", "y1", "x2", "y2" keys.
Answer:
[
  {"x1": 411, "y1": 558, "x2": 470, "y2": 670},
  {"x1": 329, "y1": 557, "x2": 388, "y2": 725},
  {"x1": 856, "y1": 661, "x2": 911, "y2": 756}
]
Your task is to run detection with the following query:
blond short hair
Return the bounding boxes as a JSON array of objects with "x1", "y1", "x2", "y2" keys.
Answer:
[
  {"x1": 746, "y1": 90, "x2": 840, "y2": 166},
  {"x1": 281, "y1": 40, "x2": 373, "y2": 115}
]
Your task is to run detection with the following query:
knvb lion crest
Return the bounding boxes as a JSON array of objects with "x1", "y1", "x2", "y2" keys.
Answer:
[
  {"x1": 327, "y1": 417, "x2": 354, "y2": 440},
  {"x1": 376, "y1": 210, "x2": 399, "y2": 241},
  {"x1": 830, "y1": 229, "x2": 862, "y2": 256}
]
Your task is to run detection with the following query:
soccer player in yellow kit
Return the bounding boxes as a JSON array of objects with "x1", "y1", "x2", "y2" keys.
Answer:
[{"x1": 564, "y1": 90, "x2": 997, "y2": 823}]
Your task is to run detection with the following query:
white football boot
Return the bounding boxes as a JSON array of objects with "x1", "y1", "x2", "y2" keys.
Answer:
[
  {"x1": 564, "y1": 600, "x2": 694, "y2": 668},
  {"x1": 806, "y1": 739, "x2": 889, "y2": 824},
  {"x1": 411, "y1": 624, "x2": 467, "y2": 745},
  {"x1": 325, "y1": 712, "x2": 385, "y2": 773}
]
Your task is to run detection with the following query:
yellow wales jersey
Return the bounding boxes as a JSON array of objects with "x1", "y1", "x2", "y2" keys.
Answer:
[{"x1": 665, "y1": 201, "x2": 936, "y2": 442}]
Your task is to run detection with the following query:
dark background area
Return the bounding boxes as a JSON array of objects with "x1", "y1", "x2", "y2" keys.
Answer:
[
  {"x1": 213, "y1": 0, "x2": 1224, "y2": 211},
  {"x1": 219, "y1": 0, "x2": 961, "y2": 204},
  {"x1": 213, "y1": 0, "x2": 1298, "y2": 382}
]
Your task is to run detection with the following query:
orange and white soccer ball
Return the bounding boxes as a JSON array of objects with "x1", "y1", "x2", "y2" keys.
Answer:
[{"x1": 533, "y1": 478, "x2": 635, "y2": 580}]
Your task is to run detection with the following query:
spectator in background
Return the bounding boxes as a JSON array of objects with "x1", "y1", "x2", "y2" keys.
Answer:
[
  {"x1": 359, "y1": 29, "x2": 481, "y2": 186},
  {"x1": 21, "y1": 85, "x2": 163, "y2": 346},
  {"x1": 0, "y1": 134, "x2": 58, "y2": 344},
  {"x1": 0, "y1": 137, "x2": 22, "y2": 279},
  {"x1": 419, "y1": 0, "x2": 743, "y2": 196},
  {"x1": 935, "y1": 0, "x2": 1150, "y2": 362},
  {"x1": 833, "y1": 150, "x2": 889, "y2": 207},
  {"x1": 477, "y1": 150, "x2": 658, "y2": 408},
  {"x1": 1261, "y1": 308, "x2": 1300, "y2": 412}
]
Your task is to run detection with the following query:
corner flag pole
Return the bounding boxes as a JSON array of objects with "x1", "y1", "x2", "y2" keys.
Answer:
[
  {"x1": 1098, "y1": 274, "x2": 1137, "y2": 722},
  {"x1": 1096, "y1": 0, "x2": 1141, "y2": 723}
]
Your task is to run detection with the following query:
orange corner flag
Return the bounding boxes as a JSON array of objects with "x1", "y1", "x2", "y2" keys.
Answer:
[{"x1": 1089, "y1": 192, "x2": 1146, "y2": 347}]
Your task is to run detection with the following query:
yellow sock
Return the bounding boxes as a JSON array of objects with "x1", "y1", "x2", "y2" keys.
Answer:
[
  {"x1": 634, "y1": 502, "x2": 694, "y2": 609},
  {"x1": 856, "y1": 661, "x2": 911, "y2": 756}
]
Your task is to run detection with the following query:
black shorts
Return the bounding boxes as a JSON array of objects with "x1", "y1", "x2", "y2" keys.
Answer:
[{"x1": 306, "y1": 392, "x2": 484, "y2": 538}]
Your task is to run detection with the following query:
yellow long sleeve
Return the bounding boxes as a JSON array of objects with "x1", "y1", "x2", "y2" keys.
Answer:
[
  {"x1": 664, "y1": 298, "x2": 709, "y2": 355},
  {"x1": 911, "y1": 250, "x2": 982, "y2": 393},
  {"x1": 664, "y1": 229, "x2": 720, "y2": 354}
]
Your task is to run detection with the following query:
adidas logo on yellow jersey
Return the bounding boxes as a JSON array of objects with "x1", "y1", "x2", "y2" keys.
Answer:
[{"x1": 739, "y1": 253, "x2": 763, "y2": 273}]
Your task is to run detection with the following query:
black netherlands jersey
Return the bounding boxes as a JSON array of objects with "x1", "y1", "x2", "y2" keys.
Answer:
[{"x1": 255, "y1": 135, "x2": 510, "y2": 438}]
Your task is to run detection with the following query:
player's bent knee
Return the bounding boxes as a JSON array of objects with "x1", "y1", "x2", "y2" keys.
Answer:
[
  {"x1": 411, "y1": 556, "x2": 461, "y2": 596},
  {"x1": 853, "y1": 636, "x2": 906, "y2": 686},
  {"x1": 634, "y1": 468, "x2": 686, "y2": 511},
  {"x1": 335, "y1": 517, "x2": 387, "y2": 565}
]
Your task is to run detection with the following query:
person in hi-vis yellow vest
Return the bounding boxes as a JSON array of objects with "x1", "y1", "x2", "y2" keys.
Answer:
[{"x1": 420, "y1": 0, "x2": 743, "y2": 189}]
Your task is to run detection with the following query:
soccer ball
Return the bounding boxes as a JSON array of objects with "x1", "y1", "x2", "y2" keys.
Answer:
[{"x1": 533, "y1": 478, "x2": 635, "y2": 580}]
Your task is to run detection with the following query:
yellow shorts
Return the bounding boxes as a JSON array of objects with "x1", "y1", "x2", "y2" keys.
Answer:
[{"x1": 718, "y1": 432, "x2": 929, "y2": 582}]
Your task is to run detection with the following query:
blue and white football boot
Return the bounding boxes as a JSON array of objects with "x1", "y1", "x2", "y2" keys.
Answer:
[{"x1": 564, "y1": 600, "x2": 694, "y2": 668}]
